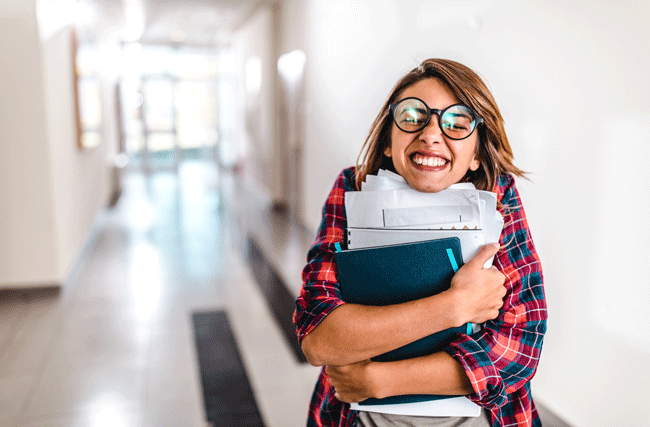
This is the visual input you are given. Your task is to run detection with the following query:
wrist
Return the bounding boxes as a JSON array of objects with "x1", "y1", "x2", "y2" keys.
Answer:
[
  {"x1": 369, "y1": 361, "x2": 396, "y2": 400},
  {"x1": 439, "y1": 289, "x2": 465, "y2": 329}
]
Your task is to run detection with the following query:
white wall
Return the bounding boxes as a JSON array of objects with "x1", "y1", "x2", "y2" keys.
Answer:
[
  {"x1": 0, "y1": 2, "x2": 60, "y2": 285},
  {"x1": 41, "y1": 26, "x2": 113, "y2": 282},
  {"x1": 0, "y1": 1, "x2": 113, "y2": 287},
  {"x1": 231, "y1": 4, "x2": 281, "y2": 203},
  {"x1": 278, "y1": 1, "x2": 650, "y2": 425}
]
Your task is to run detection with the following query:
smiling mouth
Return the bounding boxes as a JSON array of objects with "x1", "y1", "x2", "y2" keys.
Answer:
[{"x1": 410, "y1": 153, "x2": 449, "y2": 168}]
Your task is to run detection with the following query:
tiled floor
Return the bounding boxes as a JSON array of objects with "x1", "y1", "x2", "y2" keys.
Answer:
[{"x1": 0, "y1": 160, "x2": 321, "y2": 427}]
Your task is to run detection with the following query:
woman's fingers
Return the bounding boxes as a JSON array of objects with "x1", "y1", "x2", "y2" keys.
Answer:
[
  {"x1": 449, "y1": 244, "x2": 507, "y2": 324},
  {"x1": 466, "y1": 243, "x2": 500, "y2": 269},
  {"x1": 326, "y1": 361, "x2": 375, "y2": 403}
]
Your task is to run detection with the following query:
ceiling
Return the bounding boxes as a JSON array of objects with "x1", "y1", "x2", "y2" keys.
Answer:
[{"x1": 76, "y1": 0, "x2": 273, "y2": 47}]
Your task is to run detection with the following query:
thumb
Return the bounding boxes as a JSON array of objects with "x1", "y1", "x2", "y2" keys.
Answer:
[{"x1": 466, "y1": 243, "x2": 500, "y2": 269}]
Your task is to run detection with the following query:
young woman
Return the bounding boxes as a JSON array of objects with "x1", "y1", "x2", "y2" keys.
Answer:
[{"x1": 294, "y1": 58, "x2": 547, "y2": 427}]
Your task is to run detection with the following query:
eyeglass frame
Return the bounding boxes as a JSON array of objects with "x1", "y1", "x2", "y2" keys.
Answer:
[{"x1": 388, "y1": 97, "x2": 484, "y2": 140}]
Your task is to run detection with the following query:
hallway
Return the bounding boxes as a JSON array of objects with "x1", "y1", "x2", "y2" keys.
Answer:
[{"x1": 0, "y1": 161, "x2": 321, "y2": 427}]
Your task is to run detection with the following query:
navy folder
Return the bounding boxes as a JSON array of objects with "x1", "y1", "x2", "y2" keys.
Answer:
[{"x1": 335, "y1": 237, "x2": 467, "y2": 406}]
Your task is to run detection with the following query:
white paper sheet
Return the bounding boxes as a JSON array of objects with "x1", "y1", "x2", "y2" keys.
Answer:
[
  {"x1": 349, "y1": 170, "x2": 502, "y2": 239},
  {"x1": 350, "y1": 397, "x2": 481, "y2": 417},
  {"x1": 345, "y1": 188, "x2": 483, "y2": 229}
]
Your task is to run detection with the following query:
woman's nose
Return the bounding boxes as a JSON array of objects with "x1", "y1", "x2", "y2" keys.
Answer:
[{"x1": 419, "y1": 115, "x2": 444, "y2": 144}]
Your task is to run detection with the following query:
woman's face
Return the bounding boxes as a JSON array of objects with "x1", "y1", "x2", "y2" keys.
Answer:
[{"x1": 384, "y1": 78, "x2": 480, "y2": 193}]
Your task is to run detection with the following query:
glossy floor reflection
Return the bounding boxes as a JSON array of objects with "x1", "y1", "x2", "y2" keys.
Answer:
[{"x1": 0, "y1": 160, "x2": 321, "y2": 427}]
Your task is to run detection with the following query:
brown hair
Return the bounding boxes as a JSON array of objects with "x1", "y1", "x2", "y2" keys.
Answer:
[{"x1": 355, "y1": 58, "x2": 526, "y2": 191}]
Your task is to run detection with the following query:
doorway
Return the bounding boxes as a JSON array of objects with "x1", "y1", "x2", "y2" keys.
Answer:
[{"x1": 119, "y1": 44, "x2": 231, "y2": 173}]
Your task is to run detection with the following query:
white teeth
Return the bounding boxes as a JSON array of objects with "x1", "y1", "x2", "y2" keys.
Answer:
[{"x1": 413, "y1": 155, "x2": 446, "y2": 167}]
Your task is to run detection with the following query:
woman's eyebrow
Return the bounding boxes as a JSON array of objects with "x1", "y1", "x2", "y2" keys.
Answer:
[
  {"x1": 447, "y1": 112, "x2": 471, "y2": 119},
  {"x1": 405, "y1": 107, "x2": 427, "y2": 114}
]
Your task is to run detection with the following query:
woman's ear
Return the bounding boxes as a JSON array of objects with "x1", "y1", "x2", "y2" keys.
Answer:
[
  {"x1": 470, "y1": 140, "x2": 481, "y2": 171},
  {"x1": 469, "y1": 156, "x2": 480, "y2": 171},
  {"x1": 384, "y1": 145, "x2": 392, "y2": 158}
]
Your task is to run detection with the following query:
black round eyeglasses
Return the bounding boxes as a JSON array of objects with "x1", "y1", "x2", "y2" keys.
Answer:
[{"x1": 389, "y1": 97, "x2": 483, "y2": 140}]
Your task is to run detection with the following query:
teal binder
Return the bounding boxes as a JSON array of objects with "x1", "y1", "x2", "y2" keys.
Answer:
[{"x1": 335, "y1": 237, "x2": 467, "y2": 406}]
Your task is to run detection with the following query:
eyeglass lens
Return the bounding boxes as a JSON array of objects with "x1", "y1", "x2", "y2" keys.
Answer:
[{"x1": 392, "y1": 98, "x2": 478, "y2": 140}]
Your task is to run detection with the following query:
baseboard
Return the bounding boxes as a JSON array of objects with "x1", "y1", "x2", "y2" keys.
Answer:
[{"x1": 0, "y1": 285, "x2": 61, "y2": 300}]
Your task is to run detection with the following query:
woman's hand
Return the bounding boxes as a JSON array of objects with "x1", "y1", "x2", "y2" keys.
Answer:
[
  {"x1": 326, "y1": 353, "x2": 475, "y2": 402},
  {"x1": 448, "y1": 243, "x2": 506, "y2": 325},
  {"x1": 326, "y1": 360, "x2": 384, "y2": 403}
]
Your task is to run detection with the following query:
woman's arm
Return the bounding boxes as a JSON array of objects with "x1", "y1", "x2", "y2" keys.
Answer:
[
  {"x1": 441, "y1": 176, "x2": 547, "y2": 412},
  {"x1": 326, "y1": 352, "x2": 473, "y2": 403},
  {"x1": 301, "y1": 292, "x2": 456, "y2": 367},
  {"x1": 301, "y1": 243, "x2": 506, "y2": 366}
]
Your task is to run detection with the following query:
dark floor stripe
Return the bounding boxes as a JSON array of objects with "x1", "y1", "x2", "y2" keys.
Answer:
[
  {"x1": 192, "y1": 310, "x2": 265, "y2": 426},
  {"x1": 246, "y1": 236, "x2": 308, "y2": 363}
]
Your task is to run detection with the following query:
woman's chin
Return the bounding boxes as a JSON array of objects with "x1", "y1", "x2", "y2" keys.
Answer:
[{"x1": 404, "y1": 178, "x2": 448, "y2": 193}]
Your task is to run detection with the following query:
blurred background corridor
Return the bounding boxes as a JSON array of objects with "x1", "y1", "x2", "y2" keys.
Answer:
[{"x1": 1, "y1": 1, "x2": 649, "y2": 426}]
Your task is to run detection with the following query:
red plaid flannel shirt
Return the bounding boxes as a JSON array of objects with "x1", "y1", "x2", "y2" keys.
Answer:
[{"x1": 294, "y1": 167, "x2": 547, "y2": 427}]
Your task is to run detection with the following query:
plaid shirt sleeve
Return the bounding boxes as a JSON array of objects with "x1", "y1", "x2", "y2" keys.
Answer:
[
  {"x1": 294, "y1": 167, "x2": 356, "y2": 343},
  {"x1": 294, "y1": 167, "x2": 358, "y2": 427},
  {"x1": 444, "y1": 174, "x2": 547, "y2": 426}
]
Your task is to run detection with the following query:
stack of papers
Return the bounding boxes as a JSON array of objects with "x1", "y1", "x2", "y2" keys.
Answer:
[
  {"x1": 345, "y1": 169, "x2": 503, "y2": 264},
  {"x1": 344, "y1": 170, "x2": 504, "y2": 417}
]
